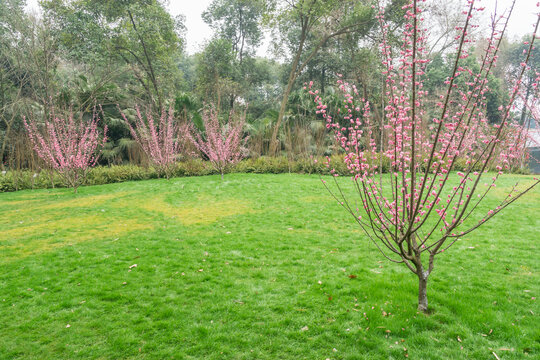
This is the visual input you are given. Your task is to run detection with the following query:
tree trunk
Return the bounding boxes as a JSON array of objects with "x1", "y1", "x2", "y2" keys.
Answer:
[
  {"x1": 519, "y1": 77, "x2": 532, "y2": 126},
  {"x1": 418, "y1": 273, "x2": 428, "y2": 313},
  {"x1": 127, "y1": 10, "x2": 162, "y2": 111},
  {"x1": 270, "y1": 81, "x2": 295, "y2": 155},
  {"x1": 269, "y1": 20, "x2": 308, "y2": 156}
]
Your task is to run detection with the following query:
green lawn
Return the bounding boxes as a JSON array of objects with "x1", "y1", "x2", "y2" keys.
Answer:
[{"x1": 0, "y1": 173, "x2": 538, "y2": 359}]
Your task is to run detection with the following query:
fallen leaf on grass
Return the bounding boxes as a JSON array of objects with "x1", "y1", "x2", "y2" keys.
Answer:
[
  {"x1": 301, "y1": 326, "x2": 309, "y2": 331},
  {"x1": 129, "y1": 264, "x2": 137, "y2": 269},
  {"x1": 348, "y1": 274, "x2": 357, "y2": 279}
]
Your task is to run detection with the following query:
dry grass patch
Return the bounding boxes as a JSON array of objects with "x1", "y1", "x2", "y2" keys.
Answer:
[
  {"x1": 0, "y1": 215, "x2": 150, "y2": 259},
  {"x1": 135, "y1": 195, "x2": 254, "y2": 225}
]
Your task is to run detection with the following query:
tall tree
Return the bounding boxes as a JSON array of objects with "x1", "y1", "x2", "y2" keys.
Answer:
[
  {"x1": 0, "y1": 0, "x2": 28, "y2": 165},
  {"x1": 0, "y1": 1, "x2": 62, "y2": 165},
  {"x1": 202, "y1": 0, "x2": 266, "y2": 109},
  {"x1": 504, "y1": 37, "x2": 540, "y2": 125},
  {"x1": 195, "y1": 38, "x2": 237, "y2": 109},
  {"x1": 42, "y1": 0, "x2": 186, "y2": 110},
  {"x1": 266, "y1": 0, "x2": 375, "y2": 155},
  {"x1": 202, "y1": 0, "x2": 265, "y2": 63}
]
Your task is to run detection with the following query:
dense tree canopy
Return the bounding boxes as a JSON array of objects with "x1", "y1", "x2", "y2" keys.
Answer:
[{"x1": 1, "y1": 0, "x2": 538, "y2": 167}]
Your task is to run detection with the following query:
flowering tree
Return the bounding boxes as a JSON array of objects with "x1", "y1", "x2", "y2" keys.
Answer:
[
  {"x1": 186, "y1": 106, "x2": 247, "y2": 180},
  {"x1": 122, "y1": 106, "x2": 186, "y2": 179},
  {"x1": 24, "y1": 110, "x2": 107, "y2": 193},
  {"x1": 311, "y1": 0, "x2": 540, "y2": 312}
]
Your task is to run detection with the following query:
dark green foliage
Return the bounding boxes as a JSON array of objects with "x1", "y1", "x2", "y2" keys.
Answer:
[
  {"x1": 424, "y1": 52, "x2": 508, "y2": 124},
  {"x1": 1, "y1": 154, "x2": 531, "y2": 193},
  {"x1": 41, "y1": 0, "x2": 185, "y2": 110}
]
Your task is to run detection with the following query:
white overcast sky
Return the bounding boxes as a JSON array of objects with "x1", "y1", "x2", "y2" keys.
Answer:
[{"x1": 25, "y1": 0, "x2": 538, "y2": 55}]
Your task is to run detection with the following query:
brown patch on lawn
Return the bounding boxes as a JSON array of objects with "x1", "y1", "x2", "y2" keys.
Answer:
[
  {"x1": 41, "y1": 192, "x2": 131, "y2": 210},
  {"x1": 0, "y1": 192, "x2": 134, "y2": 227},
  {"x1": 0, "y1": 199, "x2": 45, "y2": 207},
  {"x1": 136, "y1": 195, "x2": 253, "y2": 225},
  {"x1": 301, "y1": 195, "x2": 327, "y2": 203},
  {"x1": 0, "y1": 215, "x2": 150, "y2": 260}
]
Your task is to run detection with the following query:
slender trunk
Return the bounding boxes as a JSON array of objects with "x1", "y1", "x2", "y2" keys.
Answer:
[
  {"x1": 128, "y1": 10, "x2": 162, "y2": 111},
  {"x1": 271, "y1": 81, "x2": 295, "y2": 155},
  {"x1": 321, "y1": 66, "x2": 326, "y2": 94},
  {"x1": 269, "y1": 21, "x2": 308, "y2": 156},
  {"x1": 221, "y1": 172, "x2": 224, "y2": 181},
  {"x1": 519, "y1": 78, "x2": 532, "y2": 125},
  {"x1": 418, "y1": 273, "x2": 428, "y2": 312},
  {"x1": 0, "y1": 123, "x2": 12, "y2": 169}
]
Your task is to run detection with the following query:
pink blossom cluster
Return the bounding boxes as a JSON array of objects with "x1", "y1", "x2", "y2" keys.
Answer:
[
  {"x1": 186, "y1": 106, "x2": 247, "y2": 179},
  {"x1": 122, "y1": 106, "x2": 185, "y2": 179},
  {"x1": 309, "y1": 0, "x2": 539, "y2": 267},
  {"x1": 24, "y1": 109, "x2": 107, "y2": 192}
]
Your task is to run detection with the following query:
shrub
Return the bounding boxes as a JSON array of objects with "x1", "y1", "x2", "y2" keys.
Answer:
[{"x1": 0, "y1": 155, "x2": 530, "y2": 193}]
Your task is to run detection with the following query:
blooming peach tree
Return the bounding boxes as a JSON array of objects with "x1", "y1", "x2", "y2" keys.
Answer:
[
  {"x1": 186, "y1": 106, "x2": 247, "y2": 180},
  {"x1": 122, "y1": 106, "x2": 186, "y2": 179},
  {"x1": 311, "y1": 0, "x2": 540, "y2": 312},
  {"x1": 24, "y1": 110, "x2": 107, "y2": 193}
]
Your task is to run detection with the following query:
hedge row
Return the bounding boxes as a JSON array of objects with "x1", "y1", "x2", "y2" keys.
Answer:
[
  {"x1": 0, "y1": 156, "x2": 342, "y2": 192},
  {"x1": 0, "y1": 155, "x2": 527, "y2": 193}
]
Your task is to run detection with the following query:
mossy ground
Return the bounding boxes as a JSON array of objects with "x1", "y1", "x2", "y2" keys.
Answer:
[{"x1": 0, "y1": 174, "x2": 538, "y2": 359}]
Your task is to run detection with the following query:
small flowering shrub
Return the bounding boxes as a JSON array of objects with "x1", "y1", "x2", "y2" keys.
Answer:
[
  {"x1": 186, "y1": 106, "x2": 247, "y2": 180},
  {"x1": 122, "y1": 106, "x2": 187, "y2": 179},
  {"x1": 310, "y1": 0, "x2": 540, "y2": 311},
  {"x1": 24, "y1": 110, "x2": 107, "y2": 193}
]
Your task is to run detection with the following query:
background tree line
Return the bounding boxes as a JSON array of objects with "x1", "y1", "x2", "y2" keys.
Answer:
[{"x1": 1, "y1": 0, "x2": 536, "y2": 171}]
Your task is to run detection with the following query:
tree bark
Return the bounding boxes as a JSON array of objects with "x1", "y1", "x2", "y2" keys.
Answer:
[
  {"x1": 269, "y1": 21, "x2": 308, "y2": 156},
  {"x1": 127, "y1": 9, "x2": 162, "y2": 111},
  {"x1": 418, "y1": 272, "x2": 428, "y2": 312}
]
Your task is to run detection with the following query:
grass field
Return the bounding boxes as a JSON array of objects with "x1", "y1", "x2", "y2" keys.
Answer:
[{"x1": 0, "y1": 173, "x2": 538, "y2": 359}]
